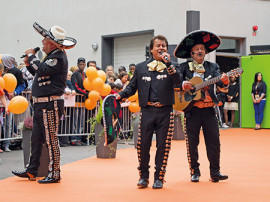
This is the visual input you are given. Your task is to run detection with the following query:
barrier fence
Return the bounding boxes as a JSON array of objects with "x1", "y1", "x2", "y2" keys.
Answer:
[{"x1": 0, "y1": 92, "x2": 134, "y2": 146}]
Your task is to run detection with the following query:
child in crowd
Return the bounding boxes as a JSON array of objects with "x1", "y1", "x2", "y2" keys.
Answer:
[
  {"x1": 114, "y1": 71, "x2": 129, "y2": 89},
  {"x1": 107, "y1": 75, "x2": 116, "y2": 84},
  {"x1": 115, "y1": 83, "x2": 123, "y2": 92}
]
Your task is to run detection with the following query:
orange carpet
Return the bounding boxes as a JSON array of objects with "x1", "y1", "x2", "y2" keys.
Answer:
[{"x1": 1, "y1": 128, "x2": 270, "y2": 202}]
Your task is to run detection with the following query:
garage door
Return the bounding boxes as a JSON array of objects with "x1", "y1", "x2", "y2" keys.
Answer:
[{"x1": 114, "y1": 34, "x2": 153, "y2": 72}]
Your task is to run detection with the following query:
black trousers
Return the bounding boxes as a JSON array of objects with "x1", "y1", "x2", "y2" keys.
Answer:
[
  {"x1": 137, "y1": 105, "x2": 174, "y2": 181},
  {"x1": 184, "y1": 106, "x2": 220, "y2": 176},
  {"x1": 27, "y1": 100, "x2": 64, "y2": 179}
]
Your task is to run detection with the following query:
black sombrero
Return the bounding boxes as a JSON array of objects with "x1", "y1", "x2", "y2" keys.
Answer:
[
  {"x1": 174, "y1": 30, "x2": 221, "y2": 59},
  {"x1": 33, "y1": 22, "x2": 77, "y2": 49}
]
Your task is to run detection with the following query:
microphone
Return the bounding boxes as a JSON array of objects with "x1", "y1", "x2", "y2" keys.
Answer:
[
  {"x1": 198, "y1": 52, "x2": 202, "y2": 56},
  {"x1": 160, "y1": 52, "x2": 169, "y2": 62},
  {"x1": 21, "y1": 47, "x2": 40, "y2": 58},
  {"x1": 191, "y1": 52, "x2": 195, "y2": 55}
]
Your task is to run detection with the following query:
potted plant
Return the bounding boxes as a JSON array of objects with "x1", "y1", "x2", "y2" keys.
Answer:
[
  {"x1": 173, "y1": 110, "x2": 185, "y2": 140},
  {"x1": 19, "y1": 117, "x2": 49, "y2": 177}
]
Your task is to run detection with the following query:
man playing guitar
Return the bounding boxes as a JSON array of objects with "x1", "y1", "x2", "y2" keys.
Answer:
[{"x1": 174, "y1": 30, "x2": 229, "y2": 183}]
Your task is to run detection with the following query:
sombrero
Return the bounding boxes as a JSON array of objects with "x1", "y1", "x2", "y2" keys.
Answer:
[
  {"x1": 33, "y1": 22, "x2": 76, "y2": 49},
  {"x1": 174, "y1": 30, "x2": 221, "y2": 59},
  {"x1": 102, "y1": 95, "x2": 122, "y2": 146}
]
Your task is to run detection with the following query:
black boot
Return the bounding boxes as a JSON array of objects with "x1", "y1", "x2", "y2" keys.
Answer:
[
  {"x1": 38, "y1": 176, "x2": 61, "y2": 184},
  {"x1": 152, "y1": 180, "x2": 163, "y2": 189},
  {"x1": 12, "y1": 170, "x2": 36, "y2": 181},
  {"x1": 137, "y1": 178, "x2": 149, "y2": 188},
  {"x1": 191, "y1": 174, "x2": 200, "y2": 182},
  {"x1": 210, "y1": 173, "x2": 228, "y2": 182}
]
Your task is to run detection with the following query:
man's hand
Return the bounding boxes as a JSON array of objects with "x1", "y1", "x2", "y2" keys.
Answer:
[
  {"x1": 221, "y1": 73, "x2": 229, "y2": 85},
  {"x1": 183, "y1": 81, "x2": 194, "y2": 90},
  {"x1": 115, "y1": 93, "x2": 121, "y2": 100},
  {"x1": 23, "y1": 48, "x2": 35, "y2": 66}
]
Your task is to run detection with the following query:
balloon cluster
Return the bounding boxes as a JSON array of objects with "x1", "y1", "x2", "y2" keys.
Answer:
[
  {"x1": 128, "y1": 92, "x2": 140, "y2": 113},
  {"x1": 83, "y1": 67, "x2": 111, "y2": 110},
  {"x1": 0, "y1": 73, "x2": 28, "y2": 114}
]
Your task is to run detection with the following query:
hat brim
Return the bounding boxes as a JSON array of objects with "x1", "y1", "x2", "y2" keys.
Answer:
[
  {"x1": 174, "y1": 30, "x2": 221, "y2": 59},
  {"x1": 33, "y1": 22, "x2": 77, "y2": 49}
]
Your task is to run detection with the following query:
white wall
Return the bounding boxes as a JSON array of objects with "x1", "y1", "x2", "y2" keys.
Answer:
[{"x1": 0, "y1": 0, "x2": 269, "y2": 68}]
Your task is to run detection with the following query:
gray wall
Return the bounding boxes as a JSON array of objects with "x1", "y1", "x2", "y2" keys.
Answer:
[{"x1": 0, "y1": 0, "x2": 269, "y2": 67}]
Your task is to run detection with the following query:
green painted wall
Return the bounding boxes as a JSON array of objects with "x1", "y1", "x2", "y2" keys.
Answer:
[{"x1": 241, "y1": 55, "x2": 270, "y2": 128}]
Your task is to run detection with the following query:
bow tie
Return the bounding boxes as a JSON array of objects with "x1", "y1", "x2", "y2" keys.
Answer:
[
  {"x1": 147, "y1": 60, "x2": 166, "y2": 72},
  {"x1": 188, "y1": 61, "x2": 205, "y2": 75}
]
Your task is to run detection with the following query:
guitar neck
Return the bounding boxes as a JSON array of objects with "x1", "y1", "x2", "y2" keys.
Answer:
[{"x1": 195, "y1": 75, "x2": 222, "y2": 90}]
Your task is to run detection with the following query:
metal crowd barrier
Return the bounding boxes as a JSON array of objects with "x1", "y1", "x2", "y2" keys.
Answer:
[{"x1": 0, "y1": 92, "x2": 134, "y2": 146}]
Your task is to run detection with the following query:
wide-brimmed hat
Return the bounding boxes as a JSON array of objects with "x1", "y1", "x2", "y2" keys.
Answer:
[
  {"x1": 174, "y1": 30, "x2": 221, "y2": 59},
  {"x1": 33, "y1": 22, "x2": 76, "y2": 49}
]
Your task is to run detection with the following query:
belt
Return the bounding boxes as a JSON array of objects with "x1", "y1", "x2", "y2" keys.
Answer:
[
  {"x1": 33, "y1": 95, "x2": 64, "y2": 104},
  {"x1": 147, "y1": 102, "x2": 164, "y2": 107}
]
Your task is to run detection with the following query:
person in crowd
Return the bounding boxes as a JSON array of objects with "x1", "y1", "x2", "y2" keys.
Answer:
[
  {"x1": 115, "y1": 83, "x2": 123, "y2": 92},
  {"x1": 107, "y1": 75, "x2": 116, "y2": 84},
  {"x1": 87, "y1": 60, "x2": 100, "y2": 70},
  {"x1": 1, "y1": 54, "x2": 26, "y2": 152},
  {"x1": 128, "y1": 63, "x2": 136, "y2": 79},
  {"x1": 174, "y1": 30, "x2": 229, "y2": 183},
  {"x1": 12, "y1": 22, "x2": 76, "y2": 183},
  {"x1": 69, "y1": 65, "x2": 78, "y2": 73},
  {"x1": 116, "y1": 35, "x2": 182, "y2": 189},
  {"x1": 20, "y1": 62, "x2": 34, "y2": 91},
  {"x1": 223, "y1": 76, "x2": 239, "y2": 128},
  {"x1": 216, "y1": 84, "x2": 229, "y2": 128},
  {"x1": 0, "y1": 63, "x2": 9, "y2": 153},
  {"x1": 251, "y1": 72, "x2": 267, "y2": 130},
  {"x1": 71, "y1": 57, "x2": 88, "y2": 146},
  {"x1": 114, "y1": 71, "x2": 129, "y2": 89},
  {"x1": 59, "y1": 71, "x2": 76, "y2": 147},
  {"x1": 118, "y1": 65, "x2": 126, "y2": 74},
  {"x1": 105, "y1": 65, "x2": 115, "y2": 77}
]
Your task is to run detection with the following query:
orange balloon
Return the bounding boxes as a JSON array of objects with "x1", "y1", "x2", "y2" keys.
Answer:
[
  {"x1": 0, "y1": 77, "x2": 5, "y2": 89},
  {"x1": 8, "y1": 96, "x2": 28, "y2": 114},
  {"x1": 100, "y1": 84, "x2": 112, "y2": 96},
  {"x1": 85, "y1": 98, "x2": 97, "y2": 110},
  {"x1": 83, "y1": 78, "x2": 93, "y2": 91},
  {"x1": 97, "y1": 70, "x2": 106, "y2": 82},
  {"x1": 3, "y1": 73, "x2": 17, "y2": 93},
  {"x1": 128, "y1": 102, "x2": 140, "y2": 113},
  {"x1": 92, "y1": 77, "x2": 104, "y2": 93},
  {"x1": 128, "y1": 92, "x2": 138, "y2": 102},
  {"x1": 88, "y1": 90, "x2": 100, "y2": 102},
  {"x1": 85, "y1": 67, "x2": 98, "y2": 80}
]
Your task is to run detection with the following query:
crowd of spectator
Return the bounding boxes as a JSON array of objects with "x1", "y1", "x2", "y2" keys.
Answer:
[{"x1": 0, "y1": 53, "x2": 136, "y2": 151}]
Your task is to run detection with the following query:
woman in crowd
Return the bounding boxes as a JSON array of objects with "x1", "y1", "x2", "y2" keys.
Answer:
[
  {"x1": 114, "y1": 71, "x2": 129, "y2": 89},
  {"x1": 251, "y1": 72, "x2": 267, "y2": 130},
  {"x1": 223, "y1": 76, "x2": 239, "y2": 127}
]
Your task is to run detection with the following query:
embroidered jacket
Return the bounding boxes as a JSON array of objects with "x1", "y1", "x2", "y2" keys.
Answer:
[
  {"x1": 26, "y1": 49, "x2": 68, "y2": 97},
  {"x1": 119, "y1": 57, "x2": 183, "y2": 107}
]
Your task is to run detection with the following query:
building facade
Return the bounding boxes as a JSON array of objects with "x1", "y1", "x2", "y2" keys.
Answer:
[{"x1": 0, "y1": 0, "x2": 270, "y2": 71}]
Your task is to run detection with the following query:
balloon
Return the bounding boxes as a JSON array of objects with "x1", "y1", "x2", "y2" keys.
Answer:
[
  {"x1": 3, "y1": 73, "x2": 17, "y2": 93},
  {"x1": 0, "y1": 77, "x2": 5, "y2": 89},
  {"x1": 128, "y1": 102, "x2": 140, "y2": 113},
  {"x1": 128, "y1": 92, "x2": 138, "y2": 102},
  {"x1": 83, "y1": 78, "x2": 93, "y2": 91},
  {"x1": 88, "y1": 90, "x2": 100, "y2": 102},
  {"x1": 85, "y1": 98, "x2": 97, "y2": 110},
  {"x1": 85, "y1": 67, "x2": 98, "y2": 80},
  {"x1": 100, "y1": 84, "x2": 111, "y2": 96},
  {"x1": 92, "y1": 77, "x2": 104, "y2": 93},
  {"x1": 8, "y1": 96, "x2": 28, "y2": 114},
  {"x1": 97, "y1": 70, "x2": 106, "y2": 82}
]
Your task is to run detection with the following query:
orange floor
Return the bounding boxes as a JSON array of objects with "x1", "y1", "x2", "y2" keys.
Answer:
[{"x1": 1, "y1": 128, "x2": 270, "y2": 202}]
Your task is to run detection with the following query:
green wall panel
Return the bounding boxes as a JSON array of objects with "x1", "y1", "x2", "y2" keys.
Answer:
[{"x1": 241, "y1": 55, "x2": 270, "y2": 128}]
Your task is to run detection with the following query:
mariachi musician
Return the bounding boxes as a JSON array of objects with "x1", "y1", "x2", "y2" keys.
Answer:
[
  {"x1": 174, "y1": 30, "x2": 229, "y2": 183},
  {"x1": 12, "y1": 22, "x2": 76, "y2": 183},
  {"x1": 116, "y1": 35, "x2": 183, "y2": 189}
]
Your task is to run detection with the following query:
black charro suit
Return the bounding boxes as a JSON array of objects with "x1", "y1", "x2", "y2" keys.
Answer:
[
  {"x1": 119, "y1": 57, "x2": 182, "y2": 182},
  {"x1": 178, "y1": 61, "x2": 226, "y2": 177}
]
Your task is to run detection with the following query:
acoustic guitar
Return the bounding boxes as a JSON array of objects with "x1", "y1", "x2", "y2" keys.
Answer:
[{"x1": 173, "y1": 68, "x2": 243, "y2": 112}]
